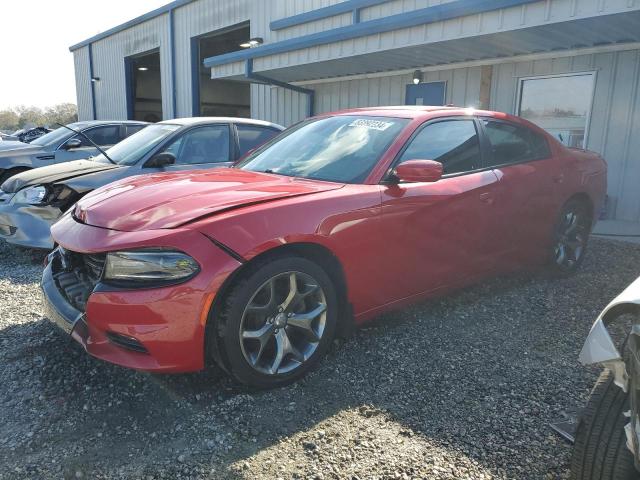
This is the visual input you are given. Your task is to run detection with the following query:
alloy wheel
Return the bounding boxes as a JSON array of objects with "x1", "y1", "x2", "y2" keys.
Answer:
[
  {"x1": 554, "y1": 206, "x2": 589, "y2": 269},
  {"x1": 239, "y1": 271, "x2": 327, "y2": 375}
]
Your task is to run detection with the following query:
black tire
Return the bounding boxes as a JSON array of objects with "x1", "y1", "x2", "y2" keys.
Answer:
[
  {"x1": 214, "y1": 255, "x2": 338, "y2": 388},
  {"x1": 571, "y1": 370, "x2": 639, "y2": 480},
  {"x1": 549, "y1": 198, "x2": 592, "y2": 276},
  {"x1": 0, "y1": 167, "x2": 30, "y2": 187}
]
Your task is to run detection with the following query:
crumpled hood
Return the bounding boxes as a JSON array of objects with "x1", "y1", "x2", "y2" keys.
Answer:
[
  {"x1": 74, "y1": 168, "x2": 344, "y2": 231},
  {"x1": 1, "y1": 159, "x2": 120, "y2": 193}
]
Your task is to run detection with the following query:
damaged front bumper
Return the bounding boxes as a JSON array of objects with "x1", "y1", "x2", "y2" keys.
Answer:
[
  {"x1": 0, "y1": 193, "x2": 59, "y2": 249},
  {"x1": 579, "y1": 275, "x2": 640, "y2": 463}
]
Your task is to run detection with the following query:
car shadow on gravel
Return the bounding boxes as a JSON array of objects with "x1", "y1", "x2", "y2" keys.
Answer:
[{"x1": 1, "y1": 239, "x2": 638, "y2": 479}]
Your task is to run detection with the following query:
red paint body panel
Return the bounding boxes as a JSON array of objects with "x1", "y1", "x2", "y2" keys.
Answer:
[
  {"x1": 51, "y1": 216, "x2": 241, "y2": 372},
  {"x1": 47, "y1": 107, "x2": 607, "y2": 372}
]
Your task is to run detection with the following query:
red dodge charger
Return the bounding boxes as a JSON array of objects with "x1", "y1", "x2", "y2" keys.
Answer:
[{"x1": 42, "y1": 107, "x2": 607, "y2": 387}]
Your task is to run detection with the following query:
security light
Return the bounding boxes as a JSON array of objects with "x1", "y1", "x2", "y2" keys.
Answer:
[
  {"x1": 138, "y1": 67, "x2": 149, "y2": 71},
  {"x1": 412, "y1": 70, "x2": 423, "y2": 85},
  {"x1": 240, "y1": 37, "x2": 264, "y2": 48}
]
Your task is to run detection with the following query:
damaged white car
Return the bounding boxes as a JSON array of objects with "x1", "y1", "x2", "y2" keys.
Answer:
[{"x1": 572, "y1": 276, "x2": 640, "y2": 480}]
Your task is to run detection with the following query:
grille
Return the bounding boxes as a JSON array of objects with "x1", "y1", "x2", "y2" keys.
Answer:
[{"x1": 52, "y1": 248, "x2": 106, "y2": 312}]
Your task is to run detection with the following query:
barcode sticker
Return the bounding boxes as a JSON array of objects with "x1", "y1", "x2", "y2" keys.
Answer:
[{"x1": 348, "y1": 119, "x2": 393, "y2": 131}]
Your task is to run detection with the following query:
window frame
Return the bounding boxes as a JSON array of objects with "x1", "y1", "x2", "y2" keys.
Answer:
[
  {"x1": 232, "y1": 123, "x2": 282, "y2": 161},
  {"x1": 158, "y1": 123, "x2": 233, "y2": 166},
  {"x1": 515, "y1": 71, "x2": 597, "y2": 149},
  {"x1": 383, "y1": 116, "x2": 488, "y2": 183},
  {"x1": 54, "y1": 123, "x2": 124, "y2": 151},
  {"x1": 476, "y1": 116, "x2": 552, "y2": 169}
]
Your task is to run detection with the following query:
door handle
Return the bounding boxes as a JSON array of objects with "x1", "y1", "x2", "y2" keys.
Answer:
[
  {"x1": 479, "y1": 192, "x2": 494, "y2": 205},
  {"x1": 553, "y1": 173, "x2": 565, "y2": 184}
]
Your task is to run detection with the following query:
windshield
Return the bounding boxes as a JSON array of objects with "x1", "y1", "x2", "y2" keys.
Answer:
[
  {"x1": 92, "y1": 124, "x2": 180, "y2": 166},
  {"x1": 30, "y1": 123, "x2": 83, "y2": 146},
  {"x1": 237, "y1": 115, "x2": 409, "y2": 183}
]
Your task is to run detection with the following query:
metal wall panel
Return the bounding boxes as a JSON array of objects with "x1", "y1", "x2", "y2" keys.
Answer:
[
  {"x1": 253, "y1": 0, "x2": 639, "y2": 75},
  {"x1": 90, "y1": 14, "x2": 171, "y2": 120},
  {"x1": 173, "y1": 0, "x2": 250, "y2": 117},
  {"x1": 490, "y1": 50, "x2": 640, "y2": 222},
  {"x1": 254, "y1": 65, "x2": 483, "y2": 126},
  {"x1": 72, "y1": 47, "x2": 93, "y2": 121}
]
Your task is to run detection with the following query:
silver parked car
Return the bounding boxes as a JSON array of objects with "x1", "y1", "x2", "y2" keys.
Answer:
[
  {"x1": 0, "y1": 120, "x2": 148, "y2": 184},
  {"x1": 0, "y1": 117, "x2": 284, "y2": 249},
  {"x1": 572, "y1": 276, "x2": 640, "y2": 480}
]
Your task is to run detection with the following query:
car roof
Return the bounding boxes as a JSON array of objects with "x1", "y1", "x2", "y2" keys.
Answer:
[
  {"x1": 160, "y1": 117, "x2": 285, "y2": 130},
  {"x1": 326, "y1": 105, "x2": 514, "y2": 120},
  {"x1": 71, "y1": 120, "x2": 148, "y2": 128}
]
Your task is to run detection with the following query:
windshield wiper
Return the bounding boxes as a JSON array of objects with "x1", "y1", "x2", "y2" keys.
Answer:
[{"x1": 55, "y1": 123, "x2": 116, "y2": 165}]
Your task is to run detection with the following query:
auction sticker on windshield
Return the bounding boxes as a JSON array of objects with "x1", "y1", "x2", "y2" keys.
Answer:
[{"x1": 348, "y1": 119, "x2": 393, "y2": 131}]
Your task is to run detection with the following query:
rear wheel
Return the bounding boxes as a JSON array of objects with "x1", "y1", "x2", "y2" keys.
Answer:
[
  {"x1": 216, "y1": 255, "x2": 338, "y2": 388},
  {"x1": 550, "y1": 198, "x2": 591, "y2": 275},
  {"x1": 571, "y1": 370, "x2": 639, "y2": 480}
]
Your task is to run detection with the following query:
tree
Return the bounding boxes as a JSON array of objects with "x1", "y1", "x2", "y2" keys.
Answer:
[
  {"x1": 44, "y1": 103, "x2": 78, "y2": 126},
  {"x1": 0, "y1": 104, "x2": 78, "y2": 132},
  {"x1": 0, "y1": 110, "x2": 19, "y2": 132}
]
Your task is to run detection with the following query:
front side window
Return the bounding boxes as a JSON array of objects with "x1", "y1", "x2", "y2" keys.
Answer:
[
  {"x1": 75, "y1": 125, "x2": 121, "y2": 147},
  {"x1": 518, "y1": 73, "x2": 595, "y2": 148},
  {"x1": 237, "y1": 125, "x2": 280, "y2": 157},
  {"x1": 397, "y1": 120, "x2": 482, "y2": 175},
  {"x1": 237, "y1": 116, "x2": 409, "y2": 183},
  {"x1": 482, "y1": 120, "x2": 550, "y2": 167},
  {"x1": 31, "y1": 123, "x2": 84, "y2": 147},
  {"x1": 159, "y1": 125, "x2": 230, "y2": 165},
  {"x1": 92, "y1": 124, "x2": 180, "y2": 166}
]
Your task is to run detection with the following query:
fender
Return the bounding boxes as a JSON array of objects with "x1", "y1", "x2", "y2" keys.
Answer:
[{"x1": 579, "y1": 275, "x2": 640, "y2": 391}]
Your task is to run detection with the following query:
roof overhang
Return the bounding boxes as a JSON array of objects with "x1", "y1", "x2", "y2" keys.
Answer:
[{"x1": 209, "y1": 8, "x2": 640, "y2": 84}]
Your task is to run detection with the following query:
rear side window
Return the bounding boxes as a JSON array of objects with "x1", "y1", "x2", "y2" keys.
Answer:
[
  {"x1": 125, "y1": 124, "x2": 146, "y2": 137},
  {"x1": 398, "y1": 119, "x2": 482, "y2": 175},
  {"x1": 481, "y1": 119, "x2": 550, "y2": 167},
  {"x1": 237, "y1": 125, "x2": 280, "y2": 157},
  {"x1": 76, "y1": 125, "x2": 121, "y2": 147}
]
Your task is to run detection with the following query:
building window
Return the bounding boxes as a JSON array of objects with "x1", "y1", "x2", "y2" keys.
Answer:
[{"x1": 518, "y1": 73, "x2": 595, "y2": 148}]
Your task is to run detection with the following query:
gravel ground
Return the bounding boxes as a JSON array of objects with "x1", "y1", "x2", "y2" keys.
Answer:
[{"x1": 1, "y1": 238, "x2": 639, "y2": 480}]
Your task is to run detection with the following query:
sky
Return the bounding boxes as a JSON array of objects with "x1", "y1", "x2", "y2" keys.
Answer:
[{"x1": 0, "y1": 0, "x2": 172, "y2": 110}]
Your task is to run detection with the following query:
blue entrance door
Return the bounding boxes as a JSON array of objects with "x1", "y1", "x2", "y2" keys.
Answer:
[{"x1": 405, "y1": 82, "x2": 446, "y2": 106}]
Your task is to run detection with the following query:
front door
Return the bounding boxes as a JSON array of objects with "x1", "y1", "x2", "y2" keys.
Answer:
[
  {"x1": 55, "y1": 125, "x2": 121, "y2": 164},
  {"x1": 377, "y1": 118, "x2": 499, "y2": 305},
  {"x1": 158, "y1": 125, "x2": 234, "y2": 171},
  {"x1": 405, "y1": 81, "x2": 446, "y2": 106}
]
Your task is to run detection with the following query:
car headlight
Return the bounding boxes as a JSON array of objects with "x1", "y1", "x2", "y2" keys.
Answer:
[
  {"x1": 103, "y1": 249, "x2": 200, "y2": 286},
  {"x1": 11, "y1": 185, "x2": 46, "y2": 205}
]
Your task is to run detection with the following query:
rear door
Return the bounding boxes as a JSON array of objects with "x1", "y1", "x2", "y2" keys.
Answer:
[
  {"x1": 377, "y1": 117, "x2": 500, "y2": 304},
  {"x1": 159, "y1": 124, "x2": 233, "y2": 171},
  {"x1": 478, "y1": 117, "x2": 563, "y2": 266}
]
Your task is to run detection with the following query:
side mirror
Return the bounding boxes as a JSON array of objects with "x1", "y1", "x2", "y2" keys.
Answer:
[
  {"x1": 145, "y1": 152, "x2": 176, "y2": 168},
  {"x1": 62, "y1": 138, "x2": 82, "y2": 150},
  {"x1": 394, "y1": 160, "x2": 443, "y2": 183}
]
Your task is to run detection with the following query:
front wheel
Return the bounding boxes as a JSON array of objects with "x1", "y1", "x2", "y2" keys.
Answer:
[
  {"x1": 216, "y1": 255, "x2": 338, "y2": 388},
  {"x1": 571, "y1": 370, "x2": 639, "y2": 480}
]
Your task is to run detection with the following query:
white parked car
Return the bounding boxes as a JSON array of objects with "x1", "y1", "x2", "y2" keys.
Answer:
[{"x1": 572, "y1": 276, "x2": 640, "y2": 480}]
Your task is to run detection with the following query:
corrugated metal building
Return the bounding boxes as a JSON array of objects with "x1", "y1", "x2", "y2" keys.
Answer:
[{"x1": 70, "y1": 0, "x2": 640, "y2": 222}]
